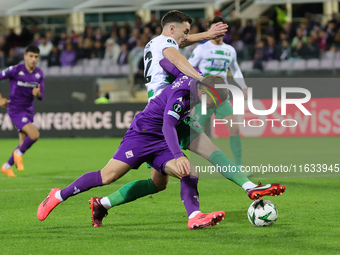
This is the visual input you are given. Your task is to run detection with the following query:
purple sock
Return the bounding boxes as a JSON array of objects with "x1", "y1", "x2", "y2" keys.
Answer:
[
  {"x1": 60, "y1": 170, "x2": 103, "y2": 201},
  {"x1": 7, "y1": 146, "x2": 19, "y2": 166},
  {"x1": 19, "y1": 137, "x2": 36, "y2": 154},
  {"x1": 181, "y1": 176, "x2": 200, "y2": 217}
]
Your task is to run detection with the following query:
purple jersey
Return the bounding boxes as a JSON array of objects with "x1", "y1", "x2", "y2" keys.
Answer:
[
  {"x1": 130, "y1": 74, "x2": 199, "y2": 159},
  {"x1": 0, "y1": 63, "x2": 45, "y2": 112}
]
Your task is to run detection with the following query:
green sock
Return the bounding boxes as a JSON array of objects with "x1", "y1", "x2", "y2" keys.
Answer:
[
  {"x1": 209, "y1": 150, "x2": 249, "y2": 187},
  {"x1": 107, "y1": 178, "x2": 158, "y2": 207},
  {"x1": 230, "y1": 135, "x2": 242, "y2": 166}
]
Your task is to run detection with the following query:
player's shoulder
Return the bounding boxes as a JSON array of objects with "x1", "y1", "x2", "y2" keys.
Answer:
[
  {"x1": 222, "y1": 43, "x2": 237, "y2": 53},
  {"x1": 34, "y1": 66, "x2": 44, "y2": 76}
]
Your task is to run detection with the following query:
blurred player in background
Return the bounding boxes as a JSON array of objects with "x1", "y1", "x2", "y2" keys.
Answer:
[
  {"x1": 0, "y1": 45, "x2": 44, "y2": 177},
  {"x1": 189, "y1": 16, "x2": 248, "y2": 169}
]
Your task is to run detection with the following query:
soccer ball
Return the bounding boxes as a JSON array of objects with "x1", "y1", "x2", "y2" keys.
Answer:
[{"x1": 247, "y1": 199, "x2": 278, "y2": 227}]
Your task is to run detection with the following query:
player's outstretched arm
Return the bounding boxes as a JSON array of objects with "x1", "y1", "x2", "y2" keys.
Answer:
[
  {"x1": 163, "y1": 47, "x2": 203, "y2": 81},
  {"x1": 181, "y1": 22, "x2": 228, "y2": 47}
]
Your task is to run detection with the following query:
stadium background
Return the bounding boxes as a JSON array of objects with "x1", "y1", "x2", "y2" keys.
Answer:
[{"x1": 0, "y1": 0, "x2": 339, "y2": 139}]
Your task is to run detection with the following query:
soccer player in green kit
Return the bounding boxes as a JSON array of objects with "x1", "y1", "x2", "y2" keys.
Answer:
[{"x1": 189, "y1": 16, "x2": 247, "y2": 168}]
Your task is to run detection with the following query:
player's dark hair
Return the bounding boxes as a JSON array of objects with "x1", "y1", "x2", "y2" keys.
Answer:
[
  {"x1": 25, "y1": 45, "x2": 40, "y2": 54},
  {"x1": 198, "y1": 75, "x2": 229, "y2": 103},
  {"x1": 161, "y1": 10, "x2": 192, "y2": 28},
  {"x1": 210, "y1": 16, "x2": 227, "y2": 26}
]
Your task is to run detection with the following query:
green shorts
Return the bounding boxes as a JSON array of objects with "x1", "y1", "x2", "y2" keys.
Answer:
[
  {"x1": 194, "y1": 98, "x2": 233, "y2": 128},
  {"x1": 146, "y1": 115, "x2": 204, "y2": 168}
]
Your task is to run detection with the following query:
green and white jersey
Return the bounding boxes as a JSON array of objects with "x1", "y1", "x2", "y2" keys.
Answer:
[
  {"x1": 188, "y1": 41, "x2": 247, "y2": 89},
  {"x1": 144, "y1": 35, "x2": 179, "y2": 100}
]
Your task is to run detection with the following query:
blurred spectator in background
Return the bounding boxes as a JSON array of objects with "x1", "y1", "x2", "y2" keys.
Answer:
[
  {"x1": 277, "y1": 39, "x2": 291, "y2": 61},
  {"x1": 253, "y1": 40, "x2": 265, "y2": 71},
  {"x1": 57, "y1": 31, "x2": 67, "y2": 50},
  {"x1": 305, "y1": 12, "x2": 318, "y2": 34},
  {"x1": 45, "y1": 30, "x2": 56, "y2": 44},
  {"x1": 291, "y1": 27, "x2": 307, "y2": 48},
  {"x1": 269, "y1": 5, "x2": 288, "y2": 42},
  {"x1": 129, "y1": 38, "x2": 146, "y2": 82},
  {"x1": 134, "y1": 15, "x2": 144, "y2": 33},
  {"x1": 83, "y1": 38, "x2": 94, "y2": 59},
  {"x1": 299, "y1": 36, "x2": 320, "y2": 59},
  {"x1": 95, "y1": 28, "x2": 106, "y2": 43},
  {"x1": 0, "y1": 36, "x2": 10, "y2": 57},
  {"x1": 75, "y1": 35, "x2": 85, "y2": 60},
  {"x1": 5, "y1": 48, "x2": 21, "y2": 67},
  {"x1": 117, "y1": 43, "x2": 129, "y2": 65},
  {"x1": 318, "y1": 29, "x2": 327, "y2": 52},
  {"x1": 84, "y1": 26, "x2": 95, "y2": 41},
  {"x1": 127, "y1": 28, "x2": 140, "y2": 49},
  {"x1": 241, "y1": 19, "x2": 257, "y2": 60},
  {"x1": 325, "y1": 21, "x2": 336, "y2": 50},
  {"x1": 6, "y1": 28, "x2": 19, "y2": 48},
  {"x1": 332, "y1": 29, "x2": 340, "y2": 52},
  {"x1": 91, "y1": 40, "x2": 105, "y2": 59},
  {"x1": 32, "y1": 33, "x2": 41, "y2": 46},
  {"x1": 104, "y1": 38, "x2": 121, "y2": 63},
  {"x1": 38, "y1": 36, "x2": 53, "y2": 60},
  {"x1": 117, "y1": 27, "x2": 129, "y2": 46},
  {"x1": 142, "y1": 26, "x2": 153, "y2": 42},
  {"x1": 19, "y1": 27, "x2": 33, "y2": 47},
  {"x1": 71, "y1": 30, "x2": 79, "y2": 44},
  {"x1": 291, "y1": 40, "x2": 304, "y2": 59},
  {"x1": 283, "y1": 22, "x2": 294, "y2": 42},
  {"x1": 60, "y1": 43, "x2": 76, "y2": 66},
  {"x1": 123, "y1": 22, "x2": 132, "y2": 37},
  {"x1": 265, "y1": 35, "x2": 280, "y2": 60},
  {"x1": 278, "y1": 30, "x2": 289, "y2": 47},
  {"x1": 48, "y1": 45, "x2": 61, "y2": 67},
  {"x1": 230, "y1": 19, "x2": 243, "y2": 59},
  {"x1": 146, "y1": 13, "x2": 159, "y2": 34}
]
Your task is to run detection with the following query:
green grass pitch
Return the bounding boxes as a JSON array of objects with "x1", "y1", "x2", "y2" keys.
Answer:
[{"x1": 0, "y1": 137, "x2": 339, "y2": 255}]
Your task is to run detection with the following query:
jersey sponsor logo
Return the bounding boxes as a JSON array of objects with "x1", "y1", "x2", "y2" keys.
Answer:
[
  {"x1": 167, "y1": 39, "x2": 176, "y2": 45},
  {"x1": 125, "y1": 150, "x2": 134, "y2": 158},
  {"x1": 35, "y1": 73, "x2": 41, "y2": 79},
  {"x1": 173, "y1": 103, "x2": 182, "y2": 113},
  {"x1": 18, "y1": 71, "x2": 25, "y2": 76},
  {"x1": 167, "y1": 110, "x2": 180, "y2": 120},
  {"x1": 17, "y1": 81, "x2": 39, "y2": 88}
]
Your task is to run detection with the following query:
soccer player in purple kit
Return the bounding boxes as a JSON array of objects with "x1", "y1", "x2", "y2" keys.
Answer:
[
  {"x1": 37, "y1": 74, "x2": 229, "y2": 229},
  {"x1": 0, "y1": 45, "x2": 44, "y2": 177}
]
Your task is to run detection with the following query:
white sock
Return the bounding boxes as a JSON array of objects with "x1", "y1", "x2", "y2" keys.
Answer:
[
  {"x1": 100, "y1": 197, "x2": 112, "y2": 210},
  {"x1": 54, "y1": 190, "x2": 63, "y2": 202},
  {"x1": 242, "y1": 181, "x2": 257, "y2": 191},
  {"x1": 188, "y1": 210, "x2": 201, "y2": 219},
  {"x1": 16, "y1": 149, "x2": 23, "y2": 156},
  {"x1": 4, "y1": 162, "x2": 11, "y2": 169}
]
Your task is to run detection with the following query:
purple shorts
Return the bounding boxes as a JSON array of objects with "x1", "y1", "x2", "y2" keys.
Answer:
[
  {"x1": 8, "y1": 108, "x2": 34, "y2": 132},
  {"x1": 113, "y1": 129, "x2": 174, "y2": 175}
]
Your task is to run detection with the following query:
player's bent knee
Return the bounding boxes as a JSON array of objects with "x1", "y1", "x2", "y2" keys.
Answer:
[
  {"x1": 156, "y1": 183, "x2": 167, "y2": 191},
  {"x1": 30, "y1": 132, "x2": 40, "y2": 141}
]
